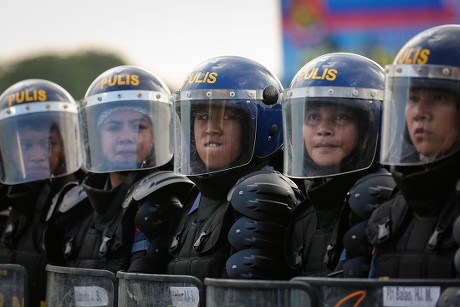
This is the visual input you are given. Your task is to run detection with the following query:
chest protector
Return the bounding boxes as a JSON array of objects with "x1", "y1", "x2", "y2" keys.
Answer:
[
  {"x1": 168, "y1": 192, "x2": 233, "y2": 280},
  {"x1": 368, "y1": 191, "x2": 460, "y2": 278},
  {"x1": 49, "y1": 173, "x2": 141, "y2": 273}
]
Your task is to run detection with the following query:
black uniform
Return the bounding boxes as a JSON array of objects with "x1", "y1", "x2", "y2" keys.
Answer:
[
  {"x1": 46, "y1": 171, "x2": 148, "y2": 273},
  {"x1": 368, "y1": 153, "x2": 460, "y2": 278},
  {"x1": 287, "y1": 163, "x2": 382, "y2": 277},
  {"x1": 167, "y1": 160, "x2": 269, "y2": 280},
  {"x1": 0, "y1": 175, "x2": 77, "y2": 307}
]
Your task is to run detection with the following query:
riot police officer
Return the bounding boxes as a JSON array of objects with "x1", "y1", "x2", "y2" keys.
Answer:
[
  {"x1": 45, "y1": 65, "x2": 194, "y2": 274},
  {"x1": 0, "y1": 79, "x2": 83, "y2": 307},
  {"x1": 167, "y1": 55, "x2": 300, "y2": 280},
  {"x1": 282, "y1": 52, "x2": 392, "y2": 277},
  {"x1": 367, "y1": 24, "x2": 460, "y2": 278}
]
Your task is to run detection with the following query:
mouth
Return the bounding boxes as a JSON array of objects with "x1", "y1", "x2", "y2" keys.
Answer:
[
  {"x1": 28, "y1": 166, "x2": 49, "y2": 173},
  {"x1": 204, "y1": 141, "x2": 222, "y2": 148},
  {"x1": 413, "y1": 127, "x2": 431, "y2": 138},
  {"x1": 314, "y1": 143, "x2": 338, "y2": 149}
]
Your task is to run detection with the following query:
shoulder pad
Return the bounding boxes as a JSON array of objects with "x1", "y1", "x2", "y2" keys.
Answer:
[
  {"x1": 229, "y1": 170, "x2": 299, "y2": 224},
  {"x1": 46, "y1": 182, "x2": 85, "y2": 221},
  {"x1": 347, "y1": 168, "x2": 397, "y2": 220},
  {"x1": 132, "y1": 170, "x2": 195, "y2": 202},
  {"x1": 59, "y1": 185, "x2": 88, "y2": 213}
]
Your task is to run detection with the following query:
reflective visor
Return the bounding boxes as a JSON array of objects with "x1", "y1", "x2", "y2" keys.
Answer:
[
  {"x1": 380, "y1": 64, "x2": 460, "y2": 166},
  {"x1": 283, "y1": 88, "x2": 380, "y2": 178},
  {"x1": 173, "y1": 89, "x2": 257, "y2": 176}
]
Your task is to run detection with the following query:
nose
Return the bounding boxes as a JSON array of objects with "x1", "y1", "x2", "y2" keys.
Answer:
[
  {"x1": 316, "y1": 119, "x2": 333, "y2": 136},
  {"x1": 30, "y1": 147, "x2": 47, "y2": 162},
  {"x1": 205, "y1": 114, "x2": 223, "y2": 135},
  {"x1": 118, "y1": 127, "x2": 136, "y2": 144},
  {"x1": 412, "y1": 99, "x2": 431, "y2": 121}
]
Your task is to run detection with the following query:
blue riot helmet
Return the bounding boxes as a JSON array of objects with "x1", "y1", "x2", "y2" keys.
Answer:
[
  {"x1": 283, "y1": 52, "x2": 384, "y2": 178},
  {"x1": 381, "y1": 24, "x2": 460, "y2": 166},
  {"x1": 173, "y1": 56, "x2": 283, "y2": 176},
  {"x1": 80, "y1": 65, "x2": 172, "y2": 173},
  {"x1": 0, "y1": 79, "x2": 82, "y2": 184}
]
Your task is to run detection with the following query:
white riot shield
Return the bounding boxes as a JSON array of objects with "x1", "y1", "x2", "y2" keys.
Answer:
[
  {"x1": 204, "y1": 278, "x2": 318, "y2": 307},
  {"x1": 46, "y1": 264, "x2": 116, "y2": 307},
  {"x1": 116, "y1": 271, "x2": 204, "y2": 307},
  {"x1": 0, "y1": 264, "x2": 28, "y2": 307},
  {"x1": 293, "y1": 277, "x2": 460, "y2": 307}
]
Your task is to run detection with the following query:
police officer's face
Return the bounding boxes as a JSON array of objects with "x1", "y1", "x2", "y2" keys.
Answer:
[
  {"x1": 193, "y1": 105, "x2": 243, "y2": 170},
  {"x1": 304, "y1": 105, "x2": 359, "y2": 167},
  {"x1": 406, "y1": 88, "x2": 458, "y2": 158},
  {"x1": 18, "y1": 126, "x2": 63, "y2": 179},
  {"x1": 100, "y1": 109, "x2": 154, "y2": 164}
]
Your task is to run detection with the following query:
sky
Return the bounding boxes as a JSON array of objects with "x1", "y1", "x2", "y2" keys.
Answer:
[{"x1": 0, "y1": 0, "x2": 283, "y2": 90}]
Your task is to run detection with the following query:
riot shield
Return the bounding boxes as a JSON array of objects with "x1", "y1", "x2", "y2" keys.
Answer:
[
  {"x1": 0, "y1": 264, "x2": 28, "y2": 307},
  {"x1": 293, "y1": 277, "x2": 460, "y2": 307},
  {"x1": 204, "y1": 278, "x2": 318, "y2": 307},
  {"x1": 45, "y1": 264, "x2": 116, "y2": 307},
  {"x1": 116, "y1": 271, "x2": 204, "y2": 307}
]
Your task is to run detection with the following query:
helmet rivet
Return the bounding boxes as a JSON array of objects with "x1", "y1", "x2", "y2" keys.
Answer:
[
  {"x1": 232, "y1": 265, "x2": 237, "y2": 270},
  {"x1": 81, "y1": 100, "x2": 87, "y2": 106},
  {"x1": 156, "y1": 93, "x2": 161, "y2": 100},
  {"x1": 328, "y1": 89, "x2": 334, "y2": 95},
  {"x1": 117, "y1": 94, "x2": 122, "y2": 99},
  {"x1": 206, "y1": 91, "x2": 212, "y2": 97},
  {"x1": 396, "y1": 67, "x2": 402, "y2": 73},
  {"x1": 236, "y1": 229, "x2": 241, "y2": 234},
  {"x1": 268, "y1": 136, "x2": 272, "y2": 141},
  {"x1": 354, "y1": 193, "x2": 360, "y2": 199},
  {"x1": 97, "y1": 96, "x2": 102, "y2": 101},
  {"x1": 229, "y1": 91, "x2": 236, "y2": 97},
  {"x1": 63, "y1": 104, "x2": 68, "y2": 109},
  {"x1": 46, "y1": 104, "x2": 50, "y2": 109},
  {"x1": 248, "y1": 92, "x2": 253, "y2": 97},
  {"x1": 138, "y1": 93, "x2": 143, "y2": 98},
  {"x1": 239, "y1": 191, "x2": 244, "y2": 195},
  {"x1": 442, "y1": 68, "x2": 450, "y2": 76},
  {"x1": 352, "y1": 89, "x2": 359, "y2": 96},
  {"x1": 186, "y1": 92, "x2": 192, "y2": 98},
  {"x1": 26, "y1": 105, "x2": 30, "y2": 110},
  {"x1": 385, "y1": 68, "x2": 390, "y2": 73},
  {"x1": 352, "y1": 235, "x2": 357, "y2": 240},
  {"x1": 371, "y1": 91, "x2": 376, "y2": 98},
  {"x1": 6, "y1": 109, "x2": 11, "y2": 114},
  {"x1": 287, "y1": 91, "x2": 292, "y2": 97}
]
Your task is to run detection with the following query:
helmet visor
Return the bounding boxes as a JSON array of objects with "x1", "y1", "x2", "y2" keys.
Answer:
[
  {"x1": 381, "y1": 67, "x2": 460, "y2": 166},
  {"x1": 0, "y1": 103, "x2": 81, "y2": 184},
  {"x1": 174, "y1": 90, "x2": 257, "y2": 176},
  {"x1": 80, "y1": 92, "x2": 173, "y2": 173},
  {"x1": 283, "y1": 95, "x2": 380, "y2": 178}
]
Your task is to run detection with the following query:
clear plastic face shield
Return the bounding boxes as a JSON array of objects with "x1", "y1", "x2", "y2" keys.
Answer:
[
  {"x1": 283, "y1": 87, "x2": 382, "y2": 178},
  {"x1": 0, "y1": 102, "x2": 81, "y2": 184},
  {"x1": 80, "y1": 90, "x2": 173, "y2": 173},
  {"x1": 173, "y1": 89, "x2": 257, "y2": 176},
  {"x1": 381, "y1": 65, "x2": 460, "y2": 166}
]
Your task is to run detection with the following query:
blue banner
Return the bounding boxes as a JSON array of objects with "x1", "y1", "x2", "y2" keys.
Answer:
[{"x1": 281, "y1": 0, "x2": 459, "y2": 85}]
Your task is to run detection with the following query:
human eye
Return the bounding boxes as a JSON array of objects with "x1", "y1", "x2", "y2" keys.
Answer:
[
  {"x1": 48, "y1": 140, "x2": 59, "y2": 150},
  {"x1": 21, "y1": 142, "x2": 32, "y2": 151},
  {"x1": 194, "y1": 112, "x2": 208, "y2": 120},
  {"x1": 432, "y1": 92, "x2": 451, "y2": 104},
  {"x1": 408, "y1": 91, "x2": 421, "y2": 104},
  {"x1": 223, "y1": 112, "x2": 240, "y2": 120},
  {"x1": 305, "y1": 112, "x2": 320, "y2": 124},
  {"x1": 103, "y1": 123, "x2": 120, "y2": 132},
  {"x1": 336, "y1": 113, "x2": 350, "y2": 121}
]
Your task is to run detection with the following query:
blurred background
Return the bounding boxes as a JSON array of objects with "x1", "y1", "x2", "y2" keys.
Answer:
[{"x1": 1, "y1": 0, "x2": 459, "y2": 99}]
